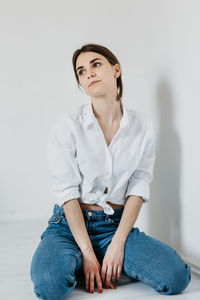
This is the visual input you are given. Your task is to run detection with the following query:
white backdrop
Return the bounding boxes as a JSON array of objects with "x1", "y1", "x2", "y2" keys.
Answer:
[{"x1": 0, "y1": 0, "x2": 199, "y2": 264}]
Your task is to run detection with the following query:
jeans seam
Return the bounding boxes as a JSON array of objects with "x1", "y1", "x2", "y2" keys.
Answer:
[
  {"x1": 124, "y1": 266, "x2": 163, "y2": 292},
  {"x1": 69, "y1": 251, "x2": 82, "y2": 283}
]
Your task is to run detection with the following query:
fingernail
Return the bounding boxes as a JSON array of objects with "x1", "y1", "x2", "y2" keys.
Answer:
[
  {"x1": 106, "y1": 285, "x2": 109, "y2": 289},
  {"x1": 116, "y1": 279, "x2": 119, "y2": 282},
  {"x1": 113, "y1": 285, "x2": 116, "y2": 289},
  {"x1": 87, "y1": 288, "x2": 89, "y2": 292},
  {"x1": 91, "y1": 289, "x2": 94, "y2": 293},
  {"x1": 99, "y1": 289, "x2": 103, "y2": 293}
]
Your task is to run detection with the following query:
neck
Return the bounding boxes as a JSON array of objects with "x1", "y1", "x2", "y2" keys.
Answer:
[{"x1": 91, "y1": 98, "x2": 123, "y2": 127}]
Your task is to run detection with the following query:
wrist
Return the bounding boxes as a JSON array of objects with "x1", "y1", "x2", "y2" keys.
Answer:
[
  {"x1": 111, "y1": 234, "x2": 126, "y2": 245},
  {"x1": 81, "y1": 246, "x2": 94, "y2": 256}
]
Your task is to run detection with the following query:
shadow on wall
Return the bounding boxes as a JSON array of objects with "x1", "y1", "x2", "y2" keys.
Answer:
[{"x1": 149, "y1": 79, "x2": 182, "y2": 252}]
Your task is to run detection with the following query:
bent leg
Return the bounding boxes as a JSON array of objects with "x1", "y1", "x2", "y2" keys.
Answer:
[
  {"x1": 122, "y1": 227, "x2": 191, "y2": 295},
  {"x1": 30, "y1": 230, "x2": 82, "y2": 300}
]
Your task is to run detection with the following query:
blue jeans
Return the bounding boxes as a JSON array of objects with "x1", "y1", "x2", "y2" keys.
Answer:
[{"x1": 30, "y1": 204, "x2": 191, "y2": 300}]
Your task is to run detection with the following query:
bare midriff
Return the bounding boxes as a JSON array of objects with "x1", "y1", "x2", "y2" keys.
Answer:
[{"x1": 80, "y1": 201, "x2": 124, "y2": 211}]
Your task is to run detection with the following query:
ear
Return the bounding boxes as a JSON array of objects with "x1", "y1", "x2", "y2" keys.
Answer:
[{"x1": 114, "y1": 63, "x2": 121, "y2": 78}]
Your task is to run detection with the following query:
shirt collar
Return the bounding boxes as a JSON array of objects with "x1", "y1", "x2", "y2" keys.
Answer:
[{"x1": 83, "y1": 101, "x2": 129, "y2": 129}]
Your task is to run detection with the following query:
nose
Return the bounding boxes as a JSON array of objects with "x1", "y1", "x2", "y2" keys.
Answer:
[
  {"x1": 87, "y1": 70, "x2": 96, "y2": 79},
  {"x1": 88, "y1": 74, "x2": 95, "y2": 80}
]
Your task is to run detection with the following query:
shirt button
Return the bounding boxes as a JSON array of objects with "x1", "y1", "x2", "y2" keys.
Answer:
[{"x1": 88, "y1": 212, "x2": 92, "y2": 216}]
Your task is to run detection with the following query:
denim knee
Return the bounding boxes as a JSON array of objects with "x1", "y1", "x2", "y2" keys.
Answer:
[
  {"x1": 157, "y1": 262, "x2": 191, "y2": 295},
  {"x1": 30, "y1": 250, "x2": 79, "y2": 300},
  {"x1": 32, "y1": 276, "x2": 76, "y2": 300},
  {"x1": 31, "y1": 264, "x2": 77, "y2": 300}
]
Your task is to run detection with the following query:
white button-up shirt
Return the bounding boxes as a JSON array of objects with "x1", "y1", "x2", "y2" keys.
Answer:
[{"x1": 46, "y1": 101, "x2": 156, "y2": 215}]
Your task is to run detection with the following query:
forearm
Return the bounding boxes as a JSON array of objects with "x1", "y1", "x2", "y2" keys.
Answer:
[
  {"x1": 62, "y1": 199, "x2": 94, "y2": 254},
  {"x1": 111, "y1": 195, "x2": 144, "y2": 245}
]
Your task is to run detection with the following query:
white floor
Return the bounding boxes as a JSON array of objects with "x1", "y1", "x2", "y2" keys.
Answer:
[{"x1": 0, "y1": 218, "x2": 199, "y2": 300}]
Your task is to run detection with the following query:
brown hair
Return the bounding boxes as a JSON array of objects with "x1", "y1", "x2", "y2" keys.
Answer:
[{"x1": 72, "y1": 43, "x2": 123, "y2": 102}]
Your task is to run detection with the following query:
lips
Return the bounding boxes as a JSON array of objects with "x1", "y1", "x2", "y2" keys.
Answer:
[{"x1": 89, "y1": 80, "x2": 100, "y2": 87}]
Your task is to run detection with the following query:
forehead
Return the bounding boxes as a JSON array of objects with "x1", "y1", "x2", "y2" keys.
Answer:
[{"x1": 76, "y1": 52, "x2": 106, "y2": 67}]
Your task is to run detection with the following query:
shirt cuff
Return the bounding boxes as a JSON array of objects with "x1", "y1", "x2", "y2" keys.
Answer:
[
  {"x1": 125, "y1": 179, "x2": 150, "y2": 203},
  {"x1": 54, "y1": 191, "x2": 80, "y2": 208}
]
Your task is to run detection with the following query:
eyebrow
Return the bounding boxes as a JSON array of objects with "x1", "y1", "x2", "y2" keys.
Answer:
[{"x1": 76, "y1": 58, "x2": 102, "y2": 72}]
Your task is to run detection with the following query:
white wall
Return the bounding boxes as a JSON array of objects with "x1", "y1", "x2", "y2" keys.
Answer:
[{"x1": 0, "y1": 0, "x2": 199, "y2": 264}]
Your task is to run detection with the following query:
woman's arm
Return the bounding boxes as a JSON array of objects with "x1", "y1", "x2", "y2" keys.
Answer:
[
  {"x1": 112, "y1": 117, "x2": 156, "y2": 244},
  {"x1": 100, "y1": 195, "x2": 143, "y2": 286},
  {"x1": 63, "y1": 199, "x2": 105, "y2": 293},
  {"x1": 111, "y1": 195, "x2": 144, "y2": 245},
  {"x1": 62, "y1": 199, "x2": 94, "y2": 254}
]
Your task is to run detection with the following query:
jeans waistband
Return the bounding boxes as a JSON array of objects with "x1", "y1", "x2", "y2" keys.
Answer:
[
  {"x1": 54, "y1": 204, "x2": 124, "y2": 219},
  {"x1": 82, "y1": 207, "x2": 124, "y2": 215}
]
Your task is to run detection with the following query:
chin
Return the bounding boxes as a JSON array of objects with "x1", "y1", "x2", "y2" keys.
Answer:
[{"x1": 90, "y1": 92, "x2": 106, "y2": 98}]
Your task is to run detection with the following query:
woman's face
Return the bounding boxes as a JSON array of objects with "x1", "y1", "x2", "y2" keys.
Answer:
[{"x1": 75, "y1": 51, "x2": 120, "y2": 97}]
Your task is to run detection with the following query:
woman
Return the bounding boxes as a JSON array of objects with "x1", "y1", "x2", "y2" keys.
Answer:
[{"x1": 30, "y1": 43, "x2": 191, "y2": 300}]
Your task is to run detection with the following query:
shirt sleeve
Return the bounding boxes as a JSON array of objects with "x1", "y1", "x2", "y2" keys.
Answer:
[
  {"x1": 46, "y1": 116, "x2": 82, "y2": 208},
  {"x1": 125, "y1": 118, "x2": 156, "y2": 203}
]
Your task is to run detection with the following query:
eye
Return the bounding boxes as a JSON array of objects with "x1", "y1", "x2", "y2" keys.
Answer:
[
  {"x1": 78, "y1": 69, "x2": 84, "y2": 76},
  {"x1": 93, "y1": 62, "x2": 101, "y2": 67},
  {"x1": 77, "y1": 62, "x2": 101, "y2": 76}
]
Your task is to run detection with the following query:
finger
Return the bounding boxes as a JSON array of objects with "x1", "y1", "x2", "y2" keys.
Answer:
[
  {"x1": 116, "y1": 264, "x2": 122, "y2": 281},
  {"x1": 110, "y1": 281, "x2": 117, "y2": 289},
  {"x1": 111, "y1": 264, "x2": 117, "y2": 283},
  {"x1": 101, "y1": 263, "x2": 107, "y2": 285},
  {"x1": 85, "y1": 272, "x2": 90, "y2": 292},
  {"x1": 95, "y1": 272, "x2": 103, "y2": 293},
  {"x1": 105, "y1": 264, "x2": 112, "y2": 288},
  {"x1": 90, "y1": 273, "x2": 95, "y2": 293}
]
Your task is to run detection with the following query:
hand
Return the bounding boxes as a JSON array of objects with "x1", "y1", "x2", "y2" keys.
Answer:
[
  {"x1": 82, "y1": 248, "x2": 103, "y2": 294},
  {"x1": 101, "y1": 240, "x2": 125, "y2": 288}
]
